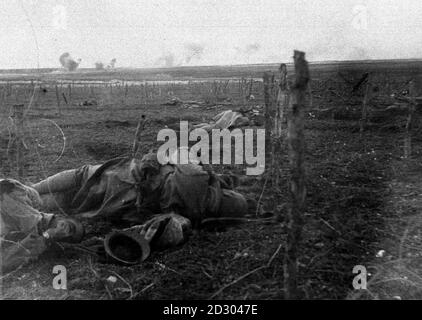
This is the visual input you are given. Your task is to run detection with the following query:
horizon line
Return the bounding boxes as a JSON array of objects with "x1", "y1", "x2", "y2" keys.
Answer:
[{"x1": 0, "y1": 57, "x2": 421, "y2": 72}]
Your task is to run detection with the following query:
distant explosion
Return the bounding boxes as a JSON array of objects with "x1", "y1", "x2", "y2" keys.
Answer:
[
  {"x1": 59, "y1": 52, "x2": 81, "y2": 71},
  {"x1": 95, "y1": 59, "x2": 116, "y2": 70},
  {"x1": 107, "y1": 58, "x2": 117, "y2": 69},
  {"x1": 155, "y1": 44, "x2": 204, "y2": 68},
  {"x1": 95, "y1": 62, "x2": 105, "y2": 70},
  {"x1": 155, "y1": 53, "x2": 176, "y2": 68},
  {"x1": 235, "y1": 43, "x2": 261, "y2": 61}
]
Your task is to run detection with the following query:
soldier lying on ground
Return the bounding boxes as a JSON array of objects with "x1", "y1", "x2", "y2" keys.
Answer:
[{"x1": 1, "y1": 152, "x2": 250, "y2": 273}]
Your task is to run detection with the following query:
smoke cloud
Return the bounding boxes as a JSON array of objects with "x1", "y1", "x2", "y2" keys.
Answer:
[
  {"x1": 235, "y1": 43, "x2": 260, "y2": 56},
  {"x1": 155, "y1": 52, "x2": 176, "y2": 68},
  {"x1": 108, "y1": 58, "x2": 117, "y2": 69},
  {"x1": 95, "y1": 59, "x2": 117, "y2": 70},
  {"x1": 233, "y1": 43, "x2": 261, "y2": 63},
  {"x1": 59, "y1": 52, "x2": 81, "y2": 71},
  {"x1": 154, "y1": 44, "x2": 205, "y2": 67},
  {"x1": 95, "y1": 61, "x2": 105, "y2": 70}
]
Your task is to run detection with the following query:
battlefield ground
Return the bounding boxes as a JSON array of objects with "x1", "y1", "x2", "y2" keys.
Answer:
[{"x1": 1, "y1": 59, "x2": 422, "y2": 300}]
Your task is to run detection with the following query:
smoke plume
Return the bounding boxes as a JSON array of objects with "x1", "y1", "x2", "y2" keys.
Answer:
[
  {"x1": 155, "y1": 53, "x2": 176, "y2": 67},
  {"x1": 234, "y1": 43, "x2": 261, "y2": 62},
  {"x1": 59, "y1": 52, "x2": 81, "y2": 71},
  {"x1": 108, "y1": 58, "x2": 117, "y2": 69},
  {"x1": 95, "y1": 62, "x2": 105, "y2": 70}
]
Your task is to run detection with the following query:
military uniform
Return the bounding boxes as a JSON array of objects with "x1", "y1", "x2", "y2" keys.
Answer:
[{"x1": 33, "y1": 152, "x2": 248, "y2": 227}]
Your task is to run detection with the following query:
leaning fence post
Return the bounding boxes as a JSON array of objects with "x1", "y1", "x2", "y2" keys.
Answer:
[
  {"x1": 143, "y1": 84, "x2": 148, "y2": 105},
  {"x1": 12, "y1": 104, "x2": 25, "y2": 178},
  {"x1": 404, "y1": 79, "x2": 416, "y2": 158},
  {"x1": 248, "y1": 78, "x2": 254, "y2": 98},
  {"x1": 263, "y1": 72, "x2": 276, "y2": 167},
  {"x1": 360, "y1": 78, "x2": 371, "y2": 134},
  {"x1": 68, "y1": 84, "x2": 72, "y2": 105},
  {"x1": 55, "y1": 84, "x2": 61, "y2": 115},
  {"x1": 242, "y1": 78, "x2": 247, "y2": 104},
  {"x1": 278, "y1": 63, "x2": 289, "y2": 128},
  {"x1": 272, "y1": 63, "x2": 289, "y2": 187},
  {"x1": 62, "y1": 92, "x2": 68, "y2": 105},
  {"x1": 284, "y1": 50, "x2": 310, "y2": 299},
  {"x1": 132, "y1": 115, "x2": 147, "y2": 157}
]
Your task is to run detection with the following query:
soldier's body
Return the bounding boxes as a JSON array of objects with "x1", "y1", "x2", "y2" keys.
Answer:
[{"x1": 1, "y1": 152, "x2": 249, "y2": 273}]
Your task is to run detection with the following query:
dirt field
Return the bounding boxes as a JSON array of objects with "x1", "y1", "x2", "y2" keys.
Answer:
[{"x1": 1, "y1": 60, "x2": 422, "y2": 299}]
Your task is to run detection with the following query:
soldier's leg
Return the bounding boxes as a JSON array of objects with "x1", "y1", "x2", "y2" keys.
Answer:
[{"x1": 31, "y1": 164, "x2": 101, "y2": 212}]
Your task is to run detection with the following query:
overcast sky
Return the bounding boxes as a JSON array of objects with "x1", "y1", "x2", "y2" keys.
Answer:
[{"x1": 0, "y1": 0, "x2": 421, "y2": 69}]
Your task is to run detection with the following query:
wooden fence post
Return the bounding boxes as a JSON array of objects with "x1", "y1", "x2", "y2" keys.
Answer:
[
  {"x1": 404, "y1": 79, "x2": 416, "y2": 158},
  {"x1": 68, "y1": 84, "x2": 72, "y2": 105},
  {"x1": 360, "y1": 78, "x2": 371, "y2": 134},
  {"x1": 278, "y1": 63, "x2": 289, "y2": 127},
  {"x1": 242, "y1": 78, "x2": 246, "y2": 104},
  {"x1": 284, "y1": 50, "x2": 310, "y2": 299},
  {"x1": 272, "y1": 63, "x2": 289, "y2": 186},
  {"x1": 248, "y1": 78, "x2": 254, "y2": 99},
  {"x1": 263, "y1": 72, "x2": 276, "y2": 166},
  {"x1": 13, "y1": 104, "x2": 25, "y2": 178},
  {"x1": 0, "y1": 86, "x2": 4, "y2": 109},
  {"x1": 13, "y1": 86, "x2": 18, "y2": 105},
  {"x1": 132, "y1": 115, "x2": 147, "y2": 157},
  {"x1": 55, "y1": 84, "x2": 61, "y2": 115},
  {"x1": 62, "y1": 92, "x2": 68, "y2": 105},
  {"x1": 144, "y1": 84, "x2": 148, "y2": 105}
]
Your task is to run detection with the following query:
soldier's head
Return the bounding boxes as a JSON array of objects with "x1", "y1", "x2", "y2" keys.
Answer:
[{"x1": 45, "y1": 215, "x2": 85, "y2": 243}]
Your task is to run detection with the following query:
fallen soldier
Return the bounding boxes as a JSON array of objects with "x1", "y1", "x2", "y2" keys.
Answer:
[
  {"x1": 78, "y1": 99, "x2": 98, "y2": 107},
  {"x1": 193, "y1": 106, "x2": 264, "y2": 132},
  {"x1": 32, "y1": 152, "x2": 248, "y2": 226},
  {"x1": 1, "y1": 152, "x2": 250, "y2": 272},
  {"x1": 193, "y1": 109, "x2": 250, "y2": 132}
]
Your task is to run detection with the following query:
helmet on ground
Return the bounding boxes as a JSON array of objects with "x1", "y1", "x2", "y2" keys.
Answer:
[{"x1": 104, "y1": 229, "x2": 150, "y2": 265}]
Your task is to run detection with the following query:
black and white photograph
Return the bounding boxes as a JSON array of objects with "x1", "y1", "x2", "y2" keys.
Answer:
[{"x1": 1, "y1": 0, "x2": 422, "y2": 306}]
